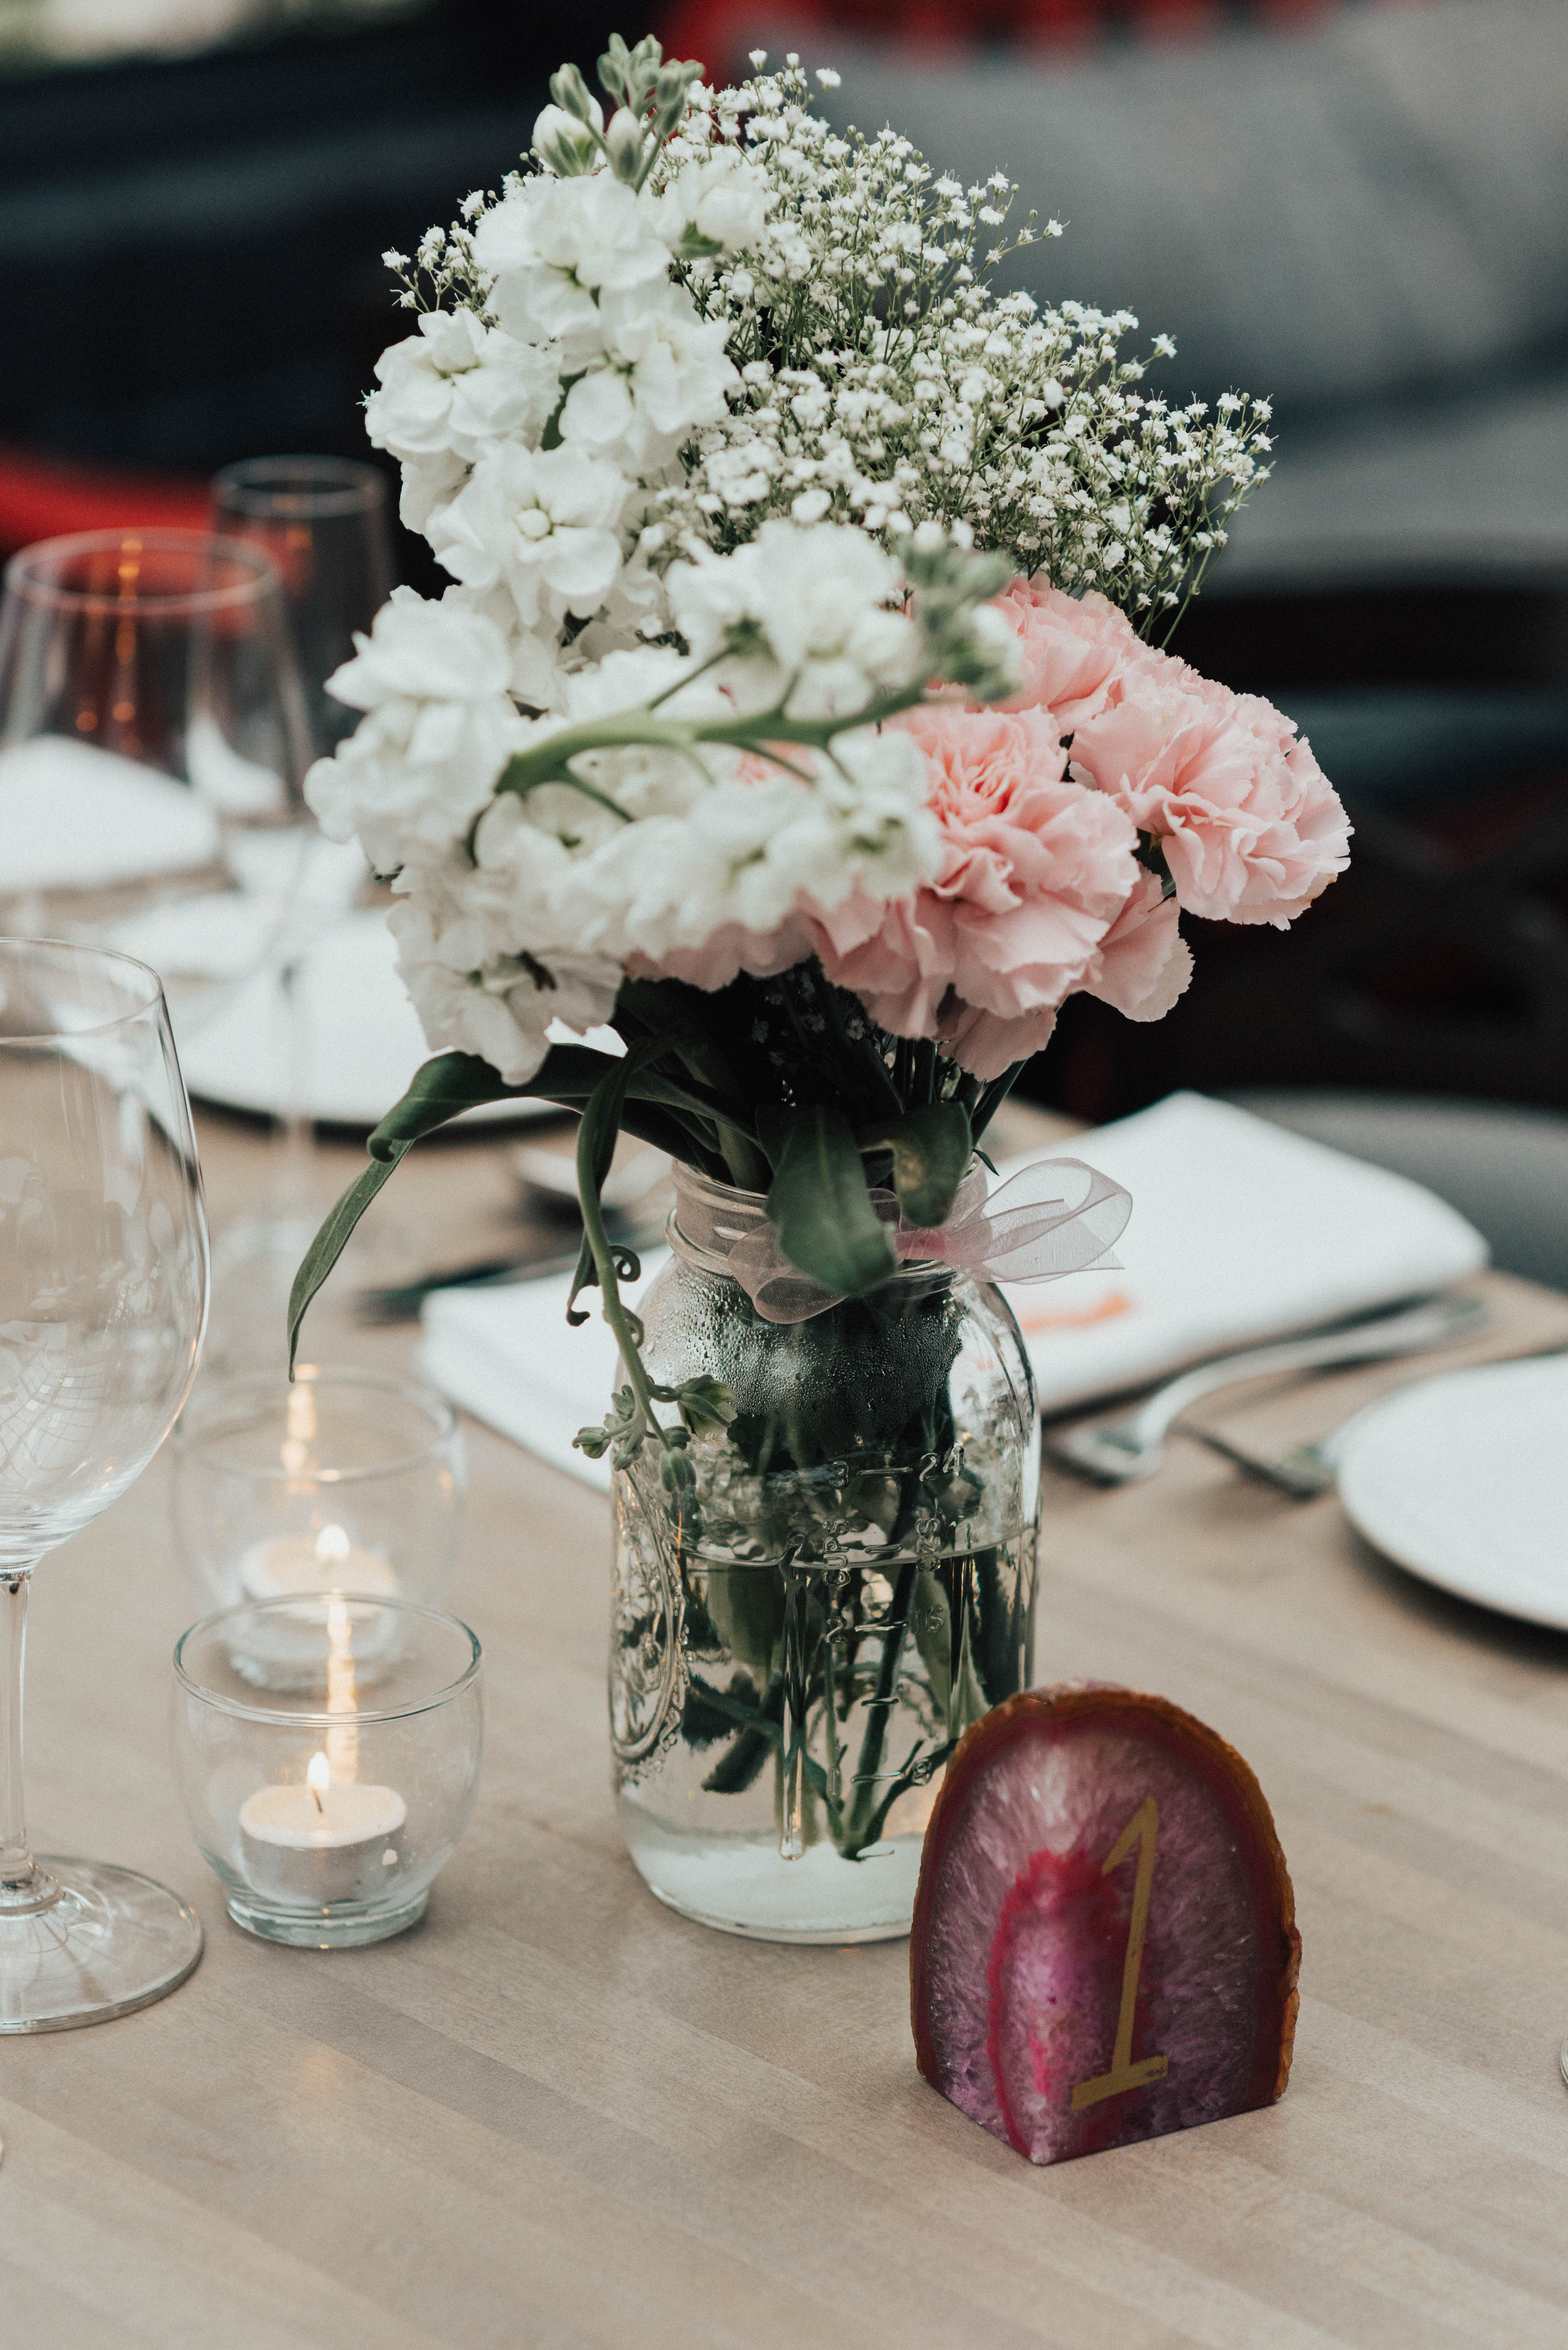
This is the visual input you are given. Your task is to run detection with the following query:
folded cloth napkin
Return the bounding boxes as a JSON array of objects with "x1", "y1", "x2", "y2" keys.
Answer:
[
  {"x1": 995, "y1": 1091, "x2": 1486, "y2": 1411},
  {"x1": 418, "y1": 1089, "x2": 1488, "y2": 1491},
  {"x1": 0, "y1": 735, "x2": 220, "y2": 890}
]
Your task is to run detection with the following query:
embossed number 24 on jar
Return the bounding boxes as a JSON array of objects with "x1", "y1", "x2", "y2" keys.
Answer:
[{"x1": 610, "y1": 1164, "x2": 1039, "y2": 1942}]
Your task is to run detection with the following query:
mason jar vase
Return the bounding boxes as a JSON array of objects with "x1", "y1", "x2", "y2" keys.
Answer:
[{"x1": 609, "y1": 1164, "x2": 1038, "y2": 1942}]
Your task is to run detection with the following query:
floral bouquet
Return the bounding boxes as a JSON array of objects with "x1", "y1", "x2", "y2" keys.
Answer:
[{"x1": 290, "y1": 37, "x2": 1348, "y2": 1934}]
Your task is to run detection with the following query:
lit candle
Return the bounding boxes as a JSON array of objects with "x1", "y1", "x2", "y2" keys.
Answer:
[
  {"x1": 235, "y1": 1522, "x2": 398, "y2": 1603},
  {"x1": 237, "y1": 1750, "x2": 407, "y2": 1907}
]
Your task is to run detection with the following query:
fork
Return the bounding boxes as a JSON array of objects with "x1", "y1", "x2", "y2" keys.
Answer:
[
  {"x1": 1190, "y1": 1425, "x2": 1347, "y2": 1500},
  {"x1": 1043, "y1": 1292, "x2": 1490, "y2": 1486}
]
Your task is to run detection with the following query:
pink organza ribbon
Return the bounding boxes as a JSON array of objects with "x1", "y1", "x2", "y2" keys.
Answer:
[{"x1": 725, "y1": 1157, "x2": 1132, "y2": 1325}]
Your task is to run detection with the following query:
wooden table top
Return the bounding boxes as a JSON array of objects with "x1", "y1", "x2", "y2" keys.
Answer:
[{"x1": 9, "y1": 1100, "x2": 1568, "y2": 2350}]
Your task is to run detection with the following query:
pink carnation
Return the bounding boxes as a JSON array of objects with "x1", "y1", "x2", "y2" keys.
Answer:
[
  {"x1": 988, "y1": 576, "x2": 1349, "y2": 928},
  {"x1": 633, "y1": 577, "x2": 1340, "y2": 1084},
  {"x1": 989, "y1": 581, "x2": 1152, "y2": 731},
  {"x1": 1070, "y1": 665, "x2": 1350, "y2": 927},
  {"x1": 807, "y1": 705, "x2": 1153, "y2": 1080},
  {"x1": 1081, "y1": 867, "x2": 1193, "y2": 1022}
]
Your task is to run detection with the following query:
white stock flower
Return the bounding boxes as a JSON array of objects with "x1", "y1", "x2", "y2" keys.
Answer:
[
  {"x1": 427, "y1": 442, "x2": 630, "y2": 626},
  {"x1": 366, "y1": 310, "x2": 559, "y2": 464},
  {"x1": 531, "y1": 97, "x2": 603, "y2": 176},
  {"x1": 304, "y1": 589, "x2": 520, "y2": 869},
  {"x1": 558, "y1": 280, "x2": 736, "y2": 470},
  {"x1": 654, "y1": 151, "x2": 770, "y2": 254},
  {"x1": 396, "y1": 449, "x2": 468, "y2": 533},
  {"x1": 391, "y1": 892, "x2": 623, "y2": 1085},
  {"x1": 561, "y1": 724, "x2": 937, "y2": 962},
  {"x1": 666, "y1": 522, "x2": 922, "y2": 716},
  {"x1": 443, "y1": 582, "x2": 568, "y2": 709},
  {"x1": 472, "y1": 173, "x2": 671, "y2": 360},
  {"x1": 478, "y1": 650, "x2": 725, "y2": 840},
  {"x1": 326, "y1": 584, "x2": 512, "y2": 707}
]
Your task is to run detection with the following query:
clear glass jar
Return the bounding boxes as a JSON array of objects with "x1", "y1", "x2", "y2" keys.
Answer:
[{"x1": 611, "y1": 1165, "x2": 1038, "y2": 1943}]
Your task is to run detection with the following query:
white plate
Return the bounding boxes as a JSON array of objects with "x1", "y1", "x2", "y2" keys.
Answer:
[
  {"x1": 1337, "y1": 1356, "x2": 1568, "y2": 1627},
  {"x1": 172, "y1": 912, "x2": 553, "y2": 1131}
]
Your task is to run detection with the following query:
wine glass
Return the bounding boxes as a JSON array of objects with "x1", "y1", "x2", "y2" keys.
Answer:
[
  {"x1": 209, "y1": 457, "x2": 394, "y2": 761},
  {"x1": 0, "y1": 938, "x2": 209, "y2": 2030},
  {"x1": 205, "y1": 461, "x2": 398, "y2": 1352},
  {"x1": 0, "y1": 528, "x2": 311, "y2": 1036}
]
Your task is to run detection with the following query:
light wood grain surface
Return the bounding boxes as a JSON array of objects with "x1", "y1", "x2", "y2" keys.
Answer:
[{"x1": 8, "y1": 1102, "x2": 1568, "y2": 2350}]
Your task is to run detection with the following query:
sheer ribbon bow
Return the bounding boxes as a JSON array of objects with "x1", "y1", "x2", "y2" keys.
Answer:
[{"x1": 724, "y1": 1157, "x2": 1132, "y2": 1325}]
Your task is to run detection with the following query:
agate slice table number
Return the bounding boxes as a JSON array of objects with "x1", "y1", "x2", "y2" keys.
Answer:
[{"x1": 910, "y1": 1685, "x2": 1300, "y2": 2165}]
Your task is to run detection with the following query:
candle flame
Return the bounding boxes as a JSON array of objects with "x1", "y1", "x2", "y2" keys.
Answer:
[
  {"x1": 307, "y1": 1750, "x2": 330, "y2": 1813},
  {"x1": 315, "y1": 1524, "x2": 351, "y2": 1567}
]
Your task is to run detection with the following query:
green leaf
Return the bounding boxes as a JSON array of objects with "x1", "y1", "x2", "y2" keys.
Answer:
[
  {"x1": 854, "y1": 1101, "x2": 973, "y2": 1229},
  {"x1": 288, "y1": 1146, "x2": 407, "y2": 1375},
  {"x1": 765, "y1": 1106, "x2": 897, "y2": 1297},
  {"x1": 366, "y1": 1045, "x2": 634, "y2": 1161},
  {"x1": 361, "y1": 1043, "x2": 700, "y2": 1165},
  {"x1": 753, "y1": 1102, "x2": 792, "y2": 1171}
]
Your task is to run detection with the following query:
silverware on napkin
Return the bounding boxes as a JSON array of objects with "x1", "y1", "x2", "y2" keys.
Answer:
[
  {"x1": 1044, "y1": 1291, "x2": 1490, "y2": 1487},
  {"x1": 356, "y1": 1207, "x2": 668, "y2": 1323}
]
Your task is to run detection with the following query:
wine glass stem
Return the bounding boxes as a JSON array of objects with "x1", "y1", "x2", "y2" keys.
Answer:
[
  {"x1": 0, "y1": 1567, "x2": 54, "y2": 1914},
  {"x1": 275, "y1": 959, "x2": 314, "y2": 1209}
]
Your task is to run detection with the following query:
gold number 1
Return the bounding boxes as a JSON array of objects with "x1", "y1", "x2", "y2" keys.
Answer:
[{"x1": 1070, "y1": 1794, "x2": 1170, "y2": 2111}]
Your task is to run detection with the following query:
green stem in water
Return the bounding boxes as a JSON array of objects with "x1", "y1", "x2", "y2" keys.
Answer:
[{"x1": 842, "y1": 1556, "x2": 919, "y2": 1856}]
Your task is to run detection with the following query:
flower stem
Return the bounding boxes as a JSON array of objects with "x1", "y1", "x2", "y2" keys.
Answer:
[
  {"x1": 495, "y1": 681, "x2": 932, "y2": 809},
  {"x1": 574, "y1": 1103, "x2": 682, "y2": 1469}
]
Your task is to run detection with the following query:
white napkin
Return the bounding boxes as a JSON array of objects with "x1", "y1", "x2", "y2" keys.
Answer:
[
  {"x1": 996, "y1": 1091, "x2": 1486, "y2": 1411},
  {"x1": 422, "y1": 1250, "x2": 669, "y2": 1489},
  {"x1": 0, "y1": 735, "x2": 220, "y2": 889},
  {"x1": 418, "y1": 1090, "x2": 1488, "y2": 1488}
]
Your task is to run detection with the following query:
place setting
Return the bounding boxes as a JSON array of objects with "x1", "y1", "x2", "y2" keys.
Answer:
[{"x1": 4, "y1": 14, "x2": 1568, "y2": 2342}]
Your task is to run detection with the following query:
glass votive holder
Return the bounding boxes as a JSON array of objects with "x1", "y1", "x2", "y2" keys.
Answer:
[
  {"x1": 173, "y1": 1597, "x2": 482, "y2": 1948},
  {"x1": 172, "y1": 1367, "x2": 465, "y2": 1672}
]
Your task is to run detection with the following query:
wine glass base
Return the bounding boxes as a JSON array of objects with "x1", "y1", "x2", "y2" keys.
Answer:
[{"x1": 0, "y1": 1858, "x2": 203, "y2": 2033}]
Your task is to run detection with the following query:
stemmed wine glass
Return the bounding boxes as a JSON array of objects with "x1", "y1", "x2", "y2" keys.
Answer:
[
  {"x1": 0, "y1": 939, "x2": 209, "y2": 2029},
  {"x1": 0, "y1": 528, "x2": 311, "y2": 1033},
  {"x1": 209, "y1": 456, "x2": 394, "y2": 761},
  {"x1": 205, "y1": 460, "x2": 398, "y2": 1355}
]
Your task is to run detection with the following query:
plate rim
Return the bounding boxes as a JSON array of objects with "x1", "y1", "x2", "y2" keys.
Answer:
[{"x1": 1336, "y1": 1352, "x2": 1568, "y2": 1630}]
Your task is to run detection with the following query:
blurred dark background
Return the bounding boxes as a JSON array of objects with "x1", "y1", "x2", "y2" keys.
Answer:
[
  {"x1": 0, "y1": 1, "x2": 610, "y2": 541},
  {"x1": 4, "y1": 0, "x2": 1568, "y2": 1143}
]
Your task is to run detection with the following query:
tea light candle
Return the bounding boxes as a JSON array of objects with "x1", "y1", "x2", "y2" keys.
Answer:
[
  {"x1": 237, "y1": 1522, "x2": 398, "y2": 1602},
  {"x1": 238, "y1": 1751, "x2": 408, "y2": 1907}
]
